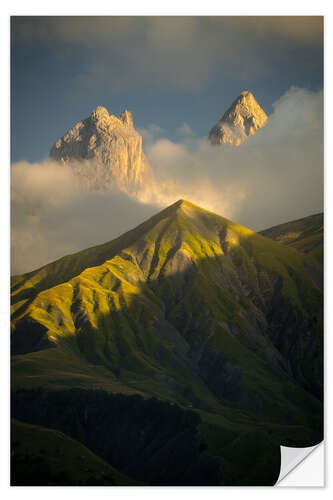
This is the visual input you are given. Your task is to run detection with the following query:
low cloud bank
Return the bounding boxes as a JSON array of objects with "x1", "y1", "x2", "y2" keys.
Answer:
[
  {"x1": 11, "y1": 163, "x2": 159, "y2": 275},
  {"x1": 142, "y1": 87, "x2": 323, "y2": 229},
  {"x1": 11, "y1": 87, "x2": 323, "y2": 275}
]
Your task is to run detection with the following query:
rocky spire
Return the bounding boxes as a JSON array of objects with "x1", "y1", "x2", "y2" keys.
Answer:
[
  {"x1": 50, "y1": 105, "x2": 153, "y2": 193},
  {"x1": 208, "y1": 91, "x2": 268, "y2": 146},
  {"x1": 120, "y1": 109, "x2": 134, "y2": 128},
  {"x1": 90, "y1": 105, "x2": 110, "y2": 122}
]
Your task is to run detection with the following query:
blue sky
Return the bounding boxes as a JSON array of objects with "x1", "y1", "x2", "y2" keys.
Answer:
[{"x1": 11, "y1": 16, "x2": 323, "y2": 162}]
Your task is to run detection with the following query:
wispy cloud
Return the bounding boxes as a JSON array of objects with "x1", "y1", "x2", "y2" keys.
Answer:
[
  {"x1": 12, "y1": 17, "x2": 323, "y2": 92},
  {"x1": 137, "y1": 124, "x2": 164, "y2": 147}
]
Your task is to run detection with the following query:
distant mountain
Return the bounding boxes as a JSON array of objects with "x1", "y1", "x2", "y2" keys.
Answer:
[
  {"x1": 50, "y1": 105, "x2": 153, "y2": 193},
  {"x1": 11, "y1": 200, "x2": 323, "y2": 485},
  {"x1": 260, "y1": 213, "x2": 323, "y2": 265},
  {"x1": 209, "y1": 91, "x2": 268, "y2": 145}
]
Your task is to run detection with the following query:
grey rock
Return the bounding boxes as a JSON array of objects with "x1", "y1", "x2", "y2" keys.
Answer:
[
  {"x1": 209, "y1": 90, "x2": 268, "y2": 146},
  {"x1": 50, "y1": 105, "x2": 153, "y2": 193}
]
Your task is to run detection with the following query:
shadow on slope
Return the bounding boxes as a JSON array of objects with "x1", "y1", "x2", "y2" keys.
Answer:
[
  {"x1": 11, "y1": 200, "x2": 323, "y2": 486},
  {"x1": 11, "y1": 418, "x2": 136, "y2": 486}
]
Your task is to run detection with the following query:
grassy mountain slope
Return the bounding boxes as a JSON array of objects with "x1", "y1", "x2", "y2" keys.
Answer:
[
  {"x1": 11, "y1": 200, "x2": 323, "y2": 485},
  {"x1": 11, "y1": 419, "x2": 136, "y2": 486},
  {"x1": 260, "y1": 213, "x2": 323, "y2": 264}
]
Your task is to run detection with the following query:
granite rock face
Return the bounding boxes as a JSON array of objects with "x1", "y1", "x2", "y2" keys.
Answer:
[
  {"x1": 209, "y1": 91, "x2": 268, "y2": 146},
  {"x1": 50, "y1": 105, "x2": 153, "y2": 193}
]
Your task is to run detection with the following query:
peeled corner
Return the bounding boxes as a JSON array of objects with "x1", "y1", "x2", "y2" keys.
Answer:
[{"x1": 276, "y1": 442, "x2": 324, "y2": 486}]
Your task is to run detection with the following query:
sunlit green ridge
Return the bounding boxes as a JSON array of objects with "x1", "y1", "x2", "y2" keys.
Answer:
[
  {"x1": 11, "y1": 199, "x2": 323, "y2": 485},
  {"x1": 260, "y1": 213, "x2": 323, "y2": 264}
]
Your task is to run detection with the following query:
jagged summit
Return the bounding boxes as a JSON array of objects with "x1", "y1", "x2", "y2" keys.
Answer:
[
  {"x1": 50, "y1": 105, "x2": 153, "y2": 193},
  {"x1": 89, "y1": 105, "x2": 134, "y2": 128},
  {"x1": 209, "y1": 90, "x2": 268, "y2": 146},
  {"x1": 119, "y1": 109, "x2": 134, "y2": 127},
  {"x1": 90, "y1": 105, "x2": 110, "y2": 122}
]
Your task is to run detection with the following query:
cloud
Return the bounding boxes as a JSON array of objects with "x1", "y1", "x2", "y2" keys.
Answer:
[
  {"x1": 11, "y1": 87, "x2": 323, "y2": 275},
  {"x1": 11, "y1": 161, "x2": 159, "y2": 275},
  {"x1": 11, "y1": 160, "x2": 80, "y2": 213},
  {"x1": 141, "y1": 87, "x2": 323, "y2": 230},
  {"x1": 177, "y1": 123, "x2": 194, "y2": 137},
  {"x1": 12, "y1": 17, "x2": 323, "y2": 92},
  {"x1": 13, "y1": 16, "x2": 323, "y2": 48},
  {"x1": 137, "y1": 124, "x2": 164, "y2": 148}
]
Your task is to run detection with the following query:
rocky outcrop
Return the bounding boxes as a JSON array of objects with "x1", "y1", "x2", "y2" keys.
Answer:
[
  {"x1": 50, "y1": 105, "x2": 153, "y2": 193},
  {"x1": 209, "y1": 91, "x2": 268, "y2": 146}
]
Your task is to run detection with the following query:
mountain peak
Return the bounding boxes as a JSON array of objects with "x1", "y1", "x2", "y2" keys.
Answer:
[
  {"x1": 120, "y1": 109, "x2": 134, "y2": 127},
  {"x1": 12, "y1": 197, "x2": 322, "y2": 424},
  {"x1": 50, "y1": 105, "x2": 153, "y2": 193},
  {"x1": 174, "y1": 199, "x2": 188, "y2": 207},
  {"x1": 208, "y1": 90, "x2": 268, "y2": 146},
  {"x1": 90, "y1": 105, "x2": 110, "y2": 122},
  {"x1": 166, "y1": 199, "x2": 209, "y2": 215}
]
